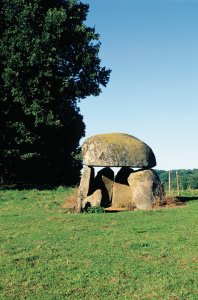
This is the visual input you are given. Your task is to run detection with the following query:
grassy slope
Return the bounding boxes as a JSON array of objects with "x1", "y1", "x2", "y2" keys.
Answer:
[{"x1": 0, "y1": 188, "x2": 197, "y2": 300}]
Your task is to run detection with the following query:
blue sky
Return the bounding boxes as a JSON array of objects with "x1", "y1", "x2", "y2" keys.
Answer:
[{"x1": 79, "y1": 0, "x2": 198, "y2": 170}]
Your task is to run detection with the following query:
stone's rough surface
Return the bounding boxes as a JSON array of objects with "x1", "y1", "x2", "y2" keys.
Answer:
[
  {"x1": 77, "y1": 133, "x2": 162, "y2": 212},
  {"x1": 111, "y1": 182, "x2": 133, "y2": 208},
  {"x1": 111, "y1": 167, "x2": 134, "y2": 208},
  {"x1": 93, "y1": 167, "x2": 114, "y2": 207},
  {"x1": 102, "y1": 175, "x2": 114, "y2": 205},
  {"x1": 82, "y1": 189, "x2": 102, "y2": 210},
  {"x1": 128, "y1": 169, "x2": 162, "y2": 210},
  {"x1": 77, "y1": 166, "x2": 95, "y2": 212},
  {"x1": 82, "y1": 133, "x2": 156, "y2": 167}
]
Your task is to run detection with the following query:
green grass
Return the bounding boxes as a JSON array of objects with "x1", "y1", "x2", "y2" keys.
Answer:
[
  {"x1": 167, "y1": 189, "x2": 198, "y2": 198},
  {"x1": 0, "y1": 188, "x2": 198, "y2": 299}
]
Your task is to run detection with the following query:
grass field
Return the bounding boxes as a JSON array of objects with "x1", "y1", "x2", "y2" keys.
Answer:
[
  {"x1": 166, "y1": 189, "x2": 198, "y2": 198},
  {"x1": 0, "y1": 187, "x2": 198, "y2": 299}
]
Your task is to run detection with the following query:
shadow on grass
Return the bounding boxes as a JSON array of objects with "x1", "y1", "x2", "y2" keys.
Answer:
[
  {"x1": 176, "y1": 196, "x2": 198, "y2": 202},
  {"x1": 105, "y1": 210, "x2": 124, "y2": 213},
  {"x1": 105, "y1": 208, "x2": 130, "y2": 213}
]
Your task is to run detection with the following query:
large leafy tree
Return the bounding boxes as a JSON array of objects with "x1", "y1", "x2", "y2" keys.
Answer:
[{"x1": 0, "y1": 0, "x2": 110, "y2": 185}]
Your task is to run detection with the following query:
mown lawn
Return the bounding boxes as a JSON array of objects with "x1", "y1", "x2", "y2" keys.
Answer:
[{"x1": 0, "y1": 187, "x2": 197, "y2": 299}]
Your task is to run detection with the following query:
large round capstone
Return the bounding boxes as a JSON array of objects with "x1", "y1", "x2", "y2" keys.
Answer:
[{"x1": 82, "y1": 133, "x2": 156, "y2": 168}]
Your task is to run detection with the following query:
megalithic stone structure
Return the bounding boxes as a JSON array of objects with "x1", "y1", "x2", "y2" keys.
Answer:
[
  {"x1": 77, "y1": 133, "x2": 163, "y2": 212},
  {"x1": 76, "y1": 165, "x2": 95, "y2": 213}
]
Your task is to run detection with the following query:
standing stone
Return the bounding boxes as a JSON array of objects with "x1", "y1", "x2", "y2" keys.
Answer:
[
  {"x1": 93, "y1": 167, "x2": 114, "y2": 207},
  {"x1": 77, "y1": 166, "x2": 95, "y2": 212},
  {"x1": 111, "y1": 183, "x2": 133, "y2": 208},
  {"x1": 111, "y1": 167, "x2": 134, "y2": 208},
  {"x1": 82, "y1": 189, "x2": 102, "y2": 210},
  {"x1": 128, "y1": 169, "x2": 162, "y2": 210}
]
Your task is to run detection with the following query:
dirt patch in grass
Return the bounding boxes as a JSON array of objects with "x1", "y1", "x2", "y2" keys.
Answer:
[
  {"x1": 152, "y1": 196, "x2": 184, "y2": 209},
  {"x1": 61, "y1": 187, "x2": 78, "y2": 212}
]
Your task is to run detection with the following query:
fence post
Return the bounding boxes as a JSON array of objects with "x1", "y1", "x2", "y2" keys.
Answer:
[
  {"x1": 176, "y1": 170, "x2": 180, "y2": 196},
  {"x1": 168, "y1": 170, "x2": 171, "y2": 196}
]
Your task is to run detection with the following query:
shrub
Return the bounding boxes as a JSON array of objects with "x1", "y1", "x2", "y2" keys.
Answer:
[{"x1": 86, "y1": 206, "x2": 105, "y2": 214}]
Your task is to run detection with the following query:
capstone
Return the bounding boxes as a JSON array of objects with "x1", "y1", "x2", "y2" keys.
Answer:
[{"x1": 82, "y1": 133, "x2": 156, "y2": 168}]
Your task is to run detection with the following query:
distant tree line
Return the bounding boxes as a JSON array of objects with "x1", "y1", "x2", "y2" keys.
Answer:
[{"x1": 156, "y1": 169, "x2": 198, "y2": 190}]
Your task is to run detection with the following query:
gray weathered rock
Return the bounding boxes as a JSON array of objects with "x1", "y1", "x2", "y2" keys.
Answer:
[
  {"x1": 111, "y1": 167, "x2": 134, "y2": 208},
  {"x1": 93, "y1": 167, "x2": 114, "y2": 207},
  {"x1": 82, "y1": 133, "x2": 156, "y2": 168},
  {"x1": 128, "y1": 169, "x2": 162, "y2": 210},
  {"x1": 77, "y1": 166, "x2": 95, "y2": 212},
  {"x1": 111, "y1": 182, "x2": 133, "y2": 208},
  {"x1": 82, "y1": 189, "x2": 102, "y2": 210}
]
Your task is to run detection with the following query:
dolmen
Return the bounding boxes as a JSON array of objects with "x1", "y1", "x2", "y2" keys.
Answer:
[{"x1": 77, "y1": 133, "x2": 163, "y2": 212}]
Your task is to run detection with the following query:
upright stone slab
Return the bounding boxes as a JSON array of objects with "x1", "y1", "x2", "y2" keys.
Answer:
[
  {"x1": 112, "y1": 183, "x2": 132, "y2": 208},
  {"x1": 82, "y1": 189, "x2": 102, "y2": 210},
  {"x1": 128, "y1": 169, "x2": 162, "y2": 210},
  {"x1": 93, "y1": 167, "x2": 114, "y2": 207},
  {"x1": 111, "y1": 167, "x2": 134, "y2": 208},
  {"x1": 77, "y1": 166, "x2": 95, "y2": 212},
  {"x1": 82, "y1": 133, "x2": 156, "y2": 168}
]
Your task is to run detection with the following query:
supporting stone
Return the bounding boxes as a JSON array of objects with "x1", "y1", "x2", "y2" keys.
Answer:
[
  {"x1": 77, "y1": 166, "x2": 95, "y2": 212},
  {"x1": 93, "y1": 167, "x2": 114, "y2": 207},
  {"x1": 128, "y1": 169, "x2": 163, "y2": 210},
  {"x1": 111, "y1": 167, "x2": 133, "y2": 208},
  {"x1": 82, "y1": 189, "x2": 102, "y2": 210}
]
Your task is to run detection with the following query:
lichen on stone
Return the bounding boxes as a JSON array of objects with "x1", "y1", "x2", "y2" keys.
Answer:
[{"x1": 82, "y1": 133, "x2": 156, "y2": 168}]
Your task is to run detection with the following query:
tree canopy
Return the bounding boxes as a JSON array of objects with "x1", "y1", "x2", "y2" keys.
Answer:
[{"x1": 0, "y1": 0, "x2": 111, "y2": 185}]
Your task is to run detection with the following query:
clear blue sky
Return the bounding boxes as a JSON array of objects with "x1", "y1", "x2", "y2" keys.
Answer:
[{"x1": 79, "y1": 0, "x2": 198, "y2": 170}]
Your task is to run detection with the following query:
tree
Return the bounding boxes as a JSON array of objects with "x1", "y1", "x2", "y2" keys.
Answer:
[
  {"x1": 0, "y1": 0, "x2": 111, "y2": 185},
  {"x1": 156, "y1": 169, "x2": 198, "y2": 191}
]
